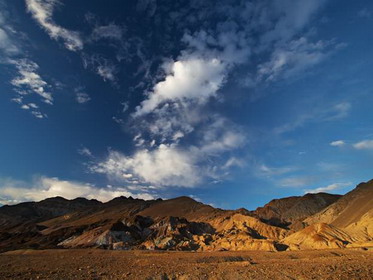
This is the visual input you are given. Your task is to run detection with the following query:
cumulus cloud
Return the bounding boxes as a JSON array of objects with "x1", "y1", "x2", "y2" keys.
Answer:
[
  {"x1": 25, "y1": 0, "x2": 83, "y2": 51},
  {"x1": 134, "y1": 58, "x2": 226, "y2": 116},
  {"x1": 0, "y1": 176, "x2": 154, "y2": 205},
  {"x1": 304, "y1": 182, "x2": 351, "y2": 194},
  {"x1": 89, "y1": 0, "x2": 337, "y2": 189},
  {"x1": 330, "y1": 140, "x2": 345, "y2": 147},
  {"x1": 353, "y1": 140, "x2": 373, "y2": 150},
  {"x1": 91, "y1": 144, "x2": 200, "y2": 187},
  {"x1": 91, "y1": 115, "x2": 246, "y2": 187}
]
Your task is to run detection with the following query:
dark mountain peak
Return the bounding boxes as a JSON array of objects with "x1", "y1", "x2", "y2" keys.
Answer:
[
  {"x1": 41, "y1": 196, "x2": 68, "y2": 202},
  {"x1": 105, "y1": 196, "x2": 147, "y2": 206},
  {"x1": 170, "y1": 196, "x2": 198, "y2": 203}
]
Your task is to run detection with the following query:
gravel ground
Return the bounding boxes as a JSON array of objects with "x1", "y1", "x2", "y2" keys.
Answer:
[{"x1": 0, "y1": 248, "x2": 372, "y2": 279}]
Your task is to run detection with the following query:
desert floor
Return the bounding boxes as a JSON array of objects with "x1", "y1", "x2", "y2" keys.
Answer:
[{"x1": 0, "y1": 248, "x2": 372, "y2": 280}]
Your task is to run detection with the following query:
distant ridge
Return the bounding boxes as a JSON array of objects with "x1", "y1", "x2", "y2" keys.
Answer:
[{"x1": 0, "y1": 180, "x2": 372, "y2": 252}]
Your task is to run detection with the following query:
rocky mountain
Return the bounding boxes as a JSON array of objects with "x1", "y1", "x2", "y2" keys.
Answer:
[
  {"x1": 0, "y1": 196, "x2": 101, "y2": 227},
  {"x1": 0, "y1": 180, "x2": 372, "y2": 253},
  {"x1": 251, "y1": 193, "x2": 341, "y2": 229},
  {"x1": 302, "y1": 179, "x2": 373, "y2": 243}
]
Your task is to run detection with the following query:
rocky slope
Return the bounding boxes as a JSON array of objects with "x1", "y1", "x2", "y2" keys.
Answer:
[
  {"x1": 251, "y1": 193, "x2": 341, "y2": 229},
  {"x1": 0, "y1": 179, "x2": 372, "y2": 252},
  {"x1": 304, "y1": 180, "x2": 373, "y2": 229}
]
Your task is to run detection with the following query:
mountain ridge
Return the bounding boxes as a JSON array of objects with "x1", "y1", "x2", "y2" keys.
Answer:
[{"x1": 0, "y1": 180, "x2": 372, "y2": 252}]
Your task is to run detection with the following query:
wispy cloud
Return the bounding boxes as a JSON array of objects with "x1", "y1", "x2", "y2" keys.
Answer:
[
  {"x1": 76, "y1": 92, "x2": 91, "y2": 104},
  {"x1": 274, "y1": 102, "x2": 351, "y2": 134},
  {"x1": 255, "y1": 38, "x2": 337, "y2": 84},
  {"x1": 258, "y1": 164, "x2": 296, "y2": 177},
  {"x1": 280, "y1": 176, "x2": 316, "y2": 188},
  {"x1": 82, "y1": 54, "x2": 117, "y2": 82},
  {"x1": 25, "y1": 0, "x2": 83, "y2": 51},
  {"x1": 353, "y1": 140, "x2": 373, "y2": 150},
  {"x1": 91, "y1": 23, "x2": 124, "y2": 41},
  {"x1": 0, "y1": 21, "x2": 20, "y2": 55},
  {"x1": 10, "y1": 59, "x2": 53, "y2": 104},
  {"x1": 7, "y1": 58, "x2": 53, "y2": 118},
  {"x1": 78, "y1": 147, "x2": 93, "y2": 157},
  {"x1": 304, "y1": 182, "x2": 351, "y2": 194}
]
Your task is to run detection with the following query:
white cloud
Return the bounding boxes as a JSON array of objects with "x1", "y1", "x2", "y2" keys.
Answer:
[
  {"x1": 31, "y1": 111, "x2": 46, "y2": 119},
  {"x1": 91, "y1": 144, "x2": 200, "y2": 187},
  {"x1": 198, "y1": 118, "x2": 246, "y2": 155},
  {"x1": 76, "y1": 92, "x2": 91, "y2": 104},
  {"x1": 304, "y1": 182, "x2": 351, "y2": 194},
  {"x1": 25, "y1": 0, "x2": 83, "y2": 51},
  {"x1": 97, "y1": 64, "x2": 116, "y2": 81},
  {"x1": 7, "y1": 58, "x2": 51, "y2": 118},
  {"x1": 353, "y1": 140, "x2": 373, "y2": 150},
  {"x1": 91, "y1": 119, "x2": 246, "y2": 187},
  {"x1": 134, "y1": 57, "x2": 226, "y2": 117},
  {"x1": 0, "y1": 176, "x2": 154, "y2": 205},
  {"x1": 89, "y1": 0, "x2": 334, "y2": 189},
  {"x1": 330, "y1": 140, "x2": 345, "y2": 147},
  {"x1": 10, "y1": 59, "x2": 53, "y2": 104}
]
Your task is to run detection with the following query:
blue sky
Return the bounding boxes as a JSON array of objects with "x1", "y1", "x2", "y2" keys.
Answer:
[{"x1": 0, "y1": 0, "x2": 372, "y2": 209}]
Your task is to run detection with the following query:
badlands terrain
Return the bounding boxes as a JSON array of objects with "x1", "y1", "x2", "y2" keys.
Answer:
[{"x1": 0, "y1": 179, "x2": 372, "y2": 279}]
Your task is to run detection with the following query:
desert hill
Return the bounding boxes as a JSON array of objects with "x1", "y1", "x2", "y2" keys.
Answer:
[
  {"x1": 0, "y1": 179, "x2": 372, "y2": 252},
  {"x1": 251, "y1": 192, "x2": 341, "y2": 229},
  {"x1": 304, "y1": 179, "x2": 373, "y2": 228},
  {"x1": 300, "y1": 179, "x2": 373, "y2": 245},
  {"x1": 282, "y1": 223, "x2": 355, "y2": 250}
]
